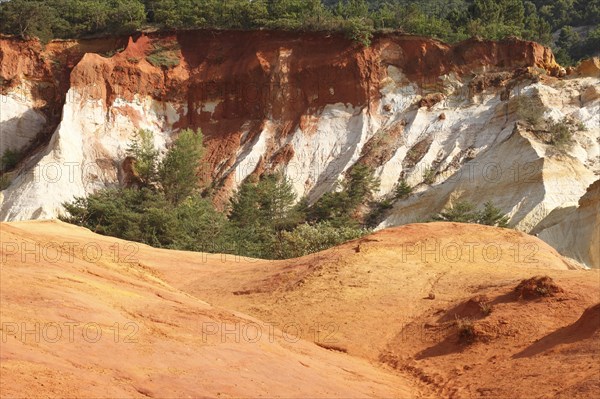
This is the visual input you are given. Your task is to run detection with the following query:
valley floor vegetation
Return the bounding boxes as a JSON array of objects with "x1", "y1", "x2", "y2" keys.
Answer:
[
  {"x1": 61, "y1": 128, "x2": 511, "y2": 259},
  {"x1": 0, "y1": 1, "x2": 598, "y2": 64}
]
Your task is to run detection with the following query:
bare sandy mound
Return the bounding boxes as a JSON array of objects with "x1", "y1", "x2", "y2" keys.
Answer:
[
  {"x1": 2, "y1": 220, "x2": 598, "y2": 399},
  {"x1": 0, "y1": 220, "x2": 415, "y2": 398},
  {"x1": 129, "y1": 221, "x2": 596, "y2": 399}
]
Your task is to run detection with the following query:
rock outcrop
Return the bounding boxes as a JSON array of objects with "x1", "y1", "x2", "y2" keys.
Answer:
[
  {"x1": 0, "y1": 31, "x2": 598, "y2": 266},
  {"x1": 538, "y1": 180, "x2": 600, "y2": 268}
]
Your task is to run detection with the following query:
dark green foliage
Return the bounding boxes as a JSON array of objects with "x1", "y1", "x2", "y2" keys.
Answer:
[
  {"x1": 432, "y1": 200, "x2": 510, "y2": 227},
  {"x1": 273, "y1": 221, "x2": 367, "y2": 259},
  {"x1": 126, "y1": 127, "x2": 203, "y2": 202},
  {"x1": 63, "y1": 129, "x2": 377, "y2": 259},
  {"x1": 1, "y1": 1, "x2": 597, "y2": 59},
  {"x1": 61, "y1": 188, "x2": 227, "y2": 249},
  {"x1": 478, "y1": 201, "x2": 510, "y2": 228},
  {"x1": 555, "y1": 26, "x2": 580, "y2": 64},
  {"x1": 126, "y1": 129, "x2": 159, "y2": 186},
  {"x1": 0, "y1": 0, "x2": 145, "y2": 40},
  {"x1": 394, "y1": 179, "x2": 413, "y2": 200},
  {"x1": 228, "y1": 173, "x2": 302, "y2": 232},
  {"x1": 0, "y1": 0, "x2": 58, "y2": 42},
  {"x1": 1, "y1": 149, "x2": 22, "y2": 172},
  {"x1": 64, "y1": 122, "x2": 376, "y2": 258},
  {"x1": 0, "y1": 174, "x2": 11, "y2": 191},
  {"x1": 363, "y1": 177, "x2": 412, "y2": 228},
  {"x1": 159, "y1": 128, "x2": 203, "y2": 204},
  {"x1": 423, "y1": 167, "x2": 437, "y2": 185},
  {"x1": 62, "y1": 188, "x2": 169, "y2": 245},
  {"x1": 309, "y1": 164, "x2": 380, "y2": 226},
  {"x1": 308, "y1": 189, "x2": 356, "y2": 227},
  {"x1": 365, "y1": 198, "x2": 393, "y2": 228},
  {"x1": 345, "y1": 164, "x2": 381, "y2": 207},
  {"x1": 226, "y1": 172, "x2": 308, "y2": 258},
  {"x1": 62, "y1": 128, "x2": 225, "y2": 250},
  {"x1": 432, "y1": 200, "x2": 479, "y2": 223},
  {"x1": 342, "y1": 17, "x2": 374, "y2": 46},
  {"x1": 146, "y1": 42, "x2": 181, "y2": 68},
  {"x1": 170, "y1": 195, "x2": 229, "y2": 251}
]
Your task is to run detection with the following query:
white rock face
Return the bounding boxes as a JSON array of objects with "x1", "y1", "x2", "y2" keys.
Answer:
[
  {"x1": 1, "y1": 65, "x2": 598, "y2": 266},
  {"x1": 537, "y1": 180, "x2": 600, "y2": 268},
  {"x1": 284, "y1": 103, "x2": 377, "y2": 200},
  {"x1": 0, "y1": 89, "x2": 181, "y2": 220},
  {"x1": 0, "y1": 85, "x2": 47, "y2": 154},
  {"x1": 376, "y1": 79, "x2": 599, "y2": 235}
]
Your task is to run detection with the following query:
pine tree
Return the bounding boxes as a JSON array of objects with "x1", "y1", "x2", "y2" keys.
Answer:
[
  {"x1": 432, "y1": 200, "x2": 478, "y2": 223},
  {"x1": 477, "y1": 201, "x2": 510, "y2": 228},
  {"x1": 126, "y1": 129, "x2": 159, "y2": 187},
  {"x1": 158, "y1": 128, "x2": 204, "y2": 205},
  {"x1": 394, "y1": 179, "x2": 413, "y2": 200}
]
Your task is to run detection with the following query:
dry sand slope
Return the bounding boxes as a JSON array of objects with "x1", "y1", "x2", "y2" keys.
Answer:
[
  {"x1": 1, "y1": 220, "x2": 599, "y2": 398},
  {"x1": 0, "y1": 221, "x2": 414, "y2": 398}
]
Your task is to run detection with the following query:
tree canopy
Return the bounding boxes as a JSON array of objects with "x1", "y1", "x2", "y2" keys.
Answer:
[
  {"x1": 61, "y1": 128, "x2": 379, "y2": 259},
  {"x1": 0, "y1": 0, "x2": 597, "y2": 62}
]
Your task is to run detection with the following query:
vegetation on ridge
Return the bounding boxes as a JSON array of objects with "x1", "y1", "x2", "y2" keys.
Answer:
[
  {"x1": 61, "y1": 127, "x2": 513, "y2": 259},
  {"x1": 431, "y1": 200, "x2": 510, "y2": 227},
  {"x1": 0, "y1": 1, "x2": 598, "y2": 63},
  {"x1": 61, "y1": 129, "x2": 372, "y2": 259}
]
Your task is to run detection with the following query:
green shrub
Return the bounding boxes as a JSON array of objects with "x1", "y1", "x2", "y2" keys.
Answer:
[
  {"x1": 146, "y1": 42, "x2": 180, "y2": 68},
  {"x1": 394, "y1": 179, "x2": 413, "y2": 200},
  {"x1": 308, "y1": 164, "x2": 380, "y2": 226},
  {"x1": 432, "y1": 200, "x2": 510, "y2": 227},
  {"x1": 514, "y1": 96, "x2": 544, "y2": 127},
  {"x1": 548, "y1": 120, "x2": 573, "y2": 147},
  {"x1": 422, "y1": 166, "x2": 436, "y2": 185},
  {"x1": 102, "y1": 47, "x2": 124, "y2": 58},
  {"x1": 432, "y1": 200, "x2": 478, "y2": 224},
  {"x1": 342, "y1": 18, "x2": 374, "y2": 47},
  {"x1": 159, "y1": 128, "x2": 204, "y2": 204},
  {"x1": 345, "y1": 164, "x2": 380, "y2": 207},
  {"x1": 308, "y1": 189, "x2": 356, "y2": 227},
  {"x1": 365, "y1": 198, "x2": 393, "y2": 229},
  {"x1": 1, "y1": 149, "x2": 22, "y2": 172},
  {"x1": 225, "y1": 172, "x2": 306, "y2": 259},
  {"x1": 126, "y1": 129, "x2": 159, "y2": 186},
  {"x1": 273, "y1": 222, "x2": 369, "y2": 259},
  {"x1": 477, "y1": 201, "x2": 509, "y2": 228},
  {"x1": 62, "y1": 187, "x2": 226, "y2": 250},
  {"x1": 0, "y1": 174, "x2": 12, "y2": 191}
]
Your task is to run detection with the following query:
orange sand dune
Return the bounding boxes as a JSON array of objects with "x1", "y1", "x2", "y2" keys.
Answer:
[
  {"x1": 1, "y1": 220, "x2": 598, "y2": 398},
  {"x1": 0, "y1": 221, "x2": 414, "y2": 398}
]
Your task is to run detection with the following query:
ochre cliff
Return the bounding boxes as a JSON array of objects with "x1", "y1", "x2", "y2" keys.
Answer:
[
  {"x1": 0, "y1": 31, "x2": 598, "y2": 266},
  {"x1": 0, "y1": 31, "x2": 561, "y2": 182}
]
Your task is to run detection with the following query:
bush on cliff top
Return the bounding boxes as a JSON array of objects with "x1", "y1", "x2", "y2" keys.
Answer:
[
  {"x1": 1, "y1": 0, "x2": 598, "y2": 61},
  {"x1": 146, "y1": 42, "x2": 181, "y2": 68}
]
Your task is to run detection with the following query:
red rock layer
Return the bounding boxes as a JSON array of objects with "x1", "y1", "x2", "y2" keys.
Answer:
[{"x1": 0, "y1": 31, "x2": 561, "y2": 192}]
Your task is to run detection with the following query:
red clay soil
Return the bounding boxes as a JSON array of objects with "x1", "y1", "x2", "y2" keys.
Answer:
[
  {"x1": 0, "y1": 220, "x2": 415, "y2": 398},
  {"x1": 2, "y1": 220, "x2": 598, "y2": 398}
]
